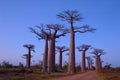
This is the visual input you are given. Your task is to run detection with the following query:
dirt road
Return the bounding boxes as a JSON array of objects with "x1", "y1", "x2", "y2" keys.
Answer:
[{"x1": 49, "y1": 71, "x2": 103, "y2": 80}]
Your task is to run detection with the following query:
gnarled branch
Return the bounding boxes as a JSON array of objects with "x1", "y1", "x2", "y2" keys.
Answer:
[{"x1": 74, "y1": 25, "x2": 96, "y2": 33}]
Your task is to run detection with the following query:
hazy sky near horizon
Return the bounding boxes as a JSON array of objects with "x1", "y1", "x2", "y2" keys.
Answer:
[{"x1": 0, "y1": 0, "x2": 120, "y2": 67}]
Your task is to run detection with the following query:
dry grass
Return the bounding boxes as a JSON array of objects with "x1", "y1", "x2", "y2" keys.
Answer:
[
  {"x1": 0, "y1": 69, "x2": 70, "y2": 80},
  {"x1": 99, "y1": 72, "x2": 120, "y2": 80}
]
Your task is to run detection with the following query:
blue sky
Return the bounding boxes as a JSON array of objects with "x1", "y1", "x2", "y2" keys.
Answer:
[{"x1": 0, "y1": 0, "x2": 120, "y2": 67}]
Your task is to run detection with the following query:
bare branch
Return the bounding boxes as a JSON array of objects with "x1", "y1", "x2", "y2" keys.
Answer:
[
  {"x1": 77, "y1": 44, "x2": 91, "y2": 52},
  {"x1": 29, "y1": 27, "x2": 45, "y2": 39},
  {"x1": 56, "y1": 28, "x2": 69, "y2": 38},
  {"x1": 56, "y1": 46, "x2": 69, "y2": 53},
  {"x1": 46, "y1": 24, "x2": 69, "y2": 38},
  {"x1": 74, "y1": 25, "x2": 96, "y2": 33},
  {"x1": 23, "y1": 44, "x2": 35, "y2": 52},
  {"x1": 90, "y1": 48, "x2": 106, "y2": 56},
  {"x1": 30, "y1": 24, "x2": 51, "y2": 40},
  {"x1": 57, "y1": 10, "x2": 83, "y2": 23}
]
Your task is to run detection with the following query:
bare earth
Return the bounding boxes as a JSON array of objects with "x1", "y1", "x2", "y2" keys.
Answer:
[{"x1": 49, "y1": 71, "x2": 104, "y2": 80}]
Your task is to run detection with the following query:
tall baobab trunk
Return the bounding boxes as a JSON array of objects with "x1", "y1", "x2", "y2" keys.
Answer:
[
  {"x1": 26, "y1": 54, "x2": 29, "y2": 68},
  {"x1": 58, "y1": 51, "x2": 62, "y2": 70},
  {"x1": 28, "y1": 48, "x2": 31, "y2": 68},
  {"x1": 68, "y1": 21, "x2": 76, "y2": 73},
  {"x1": 95, "y1": 56, "x2": 102, "y2": 72},
  {"x1": 42, "y1": 38, "x2": 48, "y2": 72},
  {"x1": 99, "y1": 58, "x2": 102, "y2": 71},
  {"x1": 89, "y1": 58, "x2": 93, "y2": 70},
  {"x1": 81, "y1": 51, "x2": 86, "y2": 72},
  {"x1": 23, "y1": 54, "x2": 29, "y2": 68},
  {"x1": 98, "y1": 56, "x2": 102, "y2": 72},
  {"x1": 96, "y1": 56, "x2": 100, "y2": 72},
  {"x1": 53, "y1": 38, "x2": 56, "y2": 71},
  {"x1": 47, "y1": 37, "x2": 55, "y2": 72},
  {"x1": 86, "y1": 57, "x2": 90, "y2": 70}
]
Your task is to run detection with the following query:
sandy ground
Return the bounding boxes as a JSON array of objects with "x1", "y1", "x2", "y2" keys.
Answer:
[{"x1": 48, "y1": 71, "x2": 103, "y2": 80}]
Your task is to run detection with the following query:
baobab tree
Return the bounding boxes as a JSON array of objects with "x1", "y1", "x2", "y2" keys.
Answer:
[
  {"x1": 57, "y1": 10, "x2": 96, "y2": 74},
  {"x1": 22, "y1": 54, "x2": 33, "y2": 68},
  {"x1": 22, "y1": 54, "x2": 28, "y2": 68},
  {"x1": 30, "y1": 24, "x2": 50, "y2": 72},
  {"x1": 46, "y1": 24, "x2": 69, "y2": 72},
  {"x1": 86, "y1": 56, "x2": 93, "y2": 70},
  {"x1": 23, "y1": 44, "x2": 35, "y2": 69},
  {"x1": 86, "y1": 56, "x2": 90, "y2": 70},
  {"x1": 77, "y1": 44, "x2": 91, "y2": 72},
  {"x1": 91, "y1": 48, "x2": 106, "y2": 72},
  {"x1": 56, "y1": 46, "x2": 69, "y2": 70}
]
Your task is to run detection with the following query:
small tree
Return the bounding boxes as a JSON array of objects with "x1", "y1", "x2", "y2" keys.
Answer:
[
  {"x1": 56, "y1": 46, "x2": 69, "y2": 70},
  {"x1": 57, "y1": 10, "x2": 96, "y2": 74},
  {"x1": 23, "y1": 44, "x2": 35, "y2": 69},
  {"x1": 77, "y1": 44, "x2": 91, "y2": 72},
  {"x1": 91, "y1": 48, "x2": 106, "y2": 72}
]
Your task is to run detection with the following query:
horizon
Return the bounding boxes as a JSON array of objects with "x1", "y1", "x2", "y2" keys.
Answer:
[{"x1": 0, "y1": 0, "x2": 120, "y2": 68}]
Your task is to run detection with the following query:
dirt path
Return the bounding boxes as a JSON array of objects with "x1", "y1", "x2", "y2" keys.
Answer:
[{"x1": 49, "y1": 71, "x2": 104, "y2": 80}]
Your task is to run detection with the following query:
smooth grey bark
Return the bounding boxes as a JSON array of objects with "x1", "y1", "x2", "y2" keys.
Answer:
[
  {"x1": 68, "y1": 21, "x2": 76, "y2": 73},
  {"x1": 47, "y1": 36, "x2": 55, "y2": 72},
  {"x1": 42, "y1": 38, "x2": 48, "y2": 72}
]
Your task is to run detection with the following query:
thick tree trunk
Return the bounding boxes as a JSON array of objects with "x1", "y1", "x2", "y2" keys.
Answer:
[
  {"x1": 58, "y1": 51, "x2": 62, "y2": 70},
  {"x1": 81, "y1": 51, "x2": 86, "y2": 72},
  {"x1": 98, "y1": 56, "x2": 102, "y2": 72},
  {"x1": 42, "y1": 39, "x2": 48, "y2": 72},
  {"x1": 26, "y1": 54, "x2": 29, "y2": 68},
  {"x1": 68, "y1": 21, "x2": 75, "y2": 74},
  {"x1": 87, "y1": 57, "x2": 90, "y2": 70},
  {"x1": 96, "y1": 56, "x2": 100, "y2": 72},
  {"x1": 53, "y1": 38, "x2": 55, "y2": 71},
  {"x1": 90, "y1": 58, "x2": 93, "y2": 70},
  {"x1": 28, "y1": 48, "x2": 31, "y2": 68},
  {"x1": 47, "y1": 38, "x2": 55, "y2": 72}
]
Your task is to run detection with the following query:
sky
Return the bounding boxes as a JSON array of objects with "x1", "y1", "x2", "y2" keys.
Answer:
[{"x1": 0, "y1": 0, "x2": 120, "y2": 67}]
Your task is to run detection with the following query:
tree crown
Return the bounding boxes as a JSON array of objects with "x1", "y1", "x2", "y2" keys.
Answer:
[{"x1": 57, "y1": 10, "x2": 83, "y2": 23}]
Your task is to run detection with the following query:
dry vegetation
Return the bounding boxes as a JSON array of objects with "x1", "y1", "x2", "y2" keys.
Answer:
[
  {"x1": 99, "y1": 67, "x2": 120, "y2": 80},
  {"x1": 0, "y1": 67, "x2": 120, "y2": 80},
  {"x1": 0, "y1": 67, "x2": 72, "y2": 80}
]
